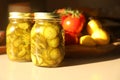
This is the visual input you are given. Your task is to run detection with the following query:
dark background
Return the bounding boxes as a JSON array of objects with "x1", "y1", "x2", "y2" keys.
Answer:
[{"x1": 0, "y1": 0, "x2": 120, "y2": 30}]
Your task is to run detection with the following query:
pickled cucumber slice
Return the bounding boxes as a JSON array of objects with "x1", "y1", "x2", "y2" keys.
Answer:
[
  {"x1": 47, "y1": 37, "x2": 60, "y2": 48},
  {"x1": 38, "y1": 26, "x2": 45, "y2": 35},
  {"x1": 31, "y1": 53, "x2": 44, "y2": 66},
  {"x1": 25, "y1": 55, "x2": 31, "y2": 61},
  {"x1": 12, "y1": 47, "x2": 19, "y2": 56},
  {"x1": 31, "y1": 54, "x2": 37, "y2": 64},
  {"x1": 41, "y1": 47, "x2": 63, "y2": 66},
  {"x1": 43, "y1": 26, "x2": 58, "y2": 39},
  {"x1": 42, "y1": 48, "x2": 52, "y2": 60},
  {"x1": 53, "y1": 25, "x2": 60, "y2": 34},
  {"x1": 6, "y1": 25, "x2": 15, "y2": 35},
  {"x1": 40, "y1": 63, "x2": 49, "y2": 66},
  {"x1": 14, "y1": 28, "x2": 24, "y2": 36},
  {"x1": 44, "y1": 59, "x2": 57, "y2": 66},
  {"x1": 36, "y1": 56, "x2": 43, "y2": 65},
  {"x1": 49, "y1": 48, "x2": 61, "y2": 60},
  {"x1": 31, "y1": 25, "x2": 36, "y2": 37},
  {"x1": 7, "y1": 53, "x2": 17, "y2": 60},
  {"x1": 13, "y1": 37, "x2": 22, "y2": 47},
  {"x1": 18, "y1": 23, "x2": 29, "y2": 30},
  {"x1": 32, "y1": 34, "x2": 47, "y2": 49},
  {"x1": 17, "y1": 48, "x2": 26, "y2": 57}
]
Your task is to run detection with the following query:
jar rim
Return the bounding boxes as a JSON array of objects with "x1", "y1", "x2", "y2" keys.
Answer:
[
  {"x1": 34, "y1": 12, "x2": 60, "y2": 19},
  {"x1": 9, "y1": 12, "x2": 33, "y2": 19}
]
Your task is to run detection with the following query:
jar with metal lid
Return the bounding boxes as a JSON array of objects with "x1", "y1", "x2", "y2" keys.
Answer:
[
  {"x1": 31, "y1": 12, "x2": 65, "y2": 67},
  {"x1": 6, "y1": 12, "x2": 33, "y2": 61}
]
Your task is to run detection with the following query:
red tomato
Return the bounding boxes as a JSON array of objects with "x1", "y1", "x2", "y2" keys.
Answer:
[
  {"x1": 56, "y1": 8, "x2": 86, "y2": 45},
  {"x1": 61, "y1": 14, "x2": 71, "y2": 25},
  {"x1": 62, "y1": 14, "x2": 85, "y2": 34},
  {"x1": 61, "y1": 15, "x2": 68, "y2": 25}
]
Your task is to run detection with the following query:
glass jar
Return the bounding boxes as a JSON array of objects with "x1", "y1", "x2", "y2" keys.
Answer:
[
  {"x1": 31, "y1": 12, "x2": 65, "y2": 67},
  {"x1": 6, "y1": 12, "x2": 33, "y2": 61}
]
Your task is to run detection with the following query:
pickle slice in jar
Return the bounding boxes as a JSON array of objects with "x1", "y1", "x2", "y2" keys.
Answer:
[
  {"x1": 53, "y1": 25, "x2": 61, "y2": 34},
  {"x1": 47, "y1": 37, "x2": 60, "y2": 48},
  {"x1": 17, "y1": 48, "x2": 26, "y2": 57},
  {"x1": 43, "y1": 26, "x2": 58, "y2": 39},
  {"x1": 25, "y1": 54, "x2": 31, "y2": 61},
  {"x1": 42, "y1": 48, "x2": 51, "y2": 60},
  {"x1": 44, "y1": 59, "x2": 57, "y2": 66},
  {"x1": 13, "y1": 37, "x2": 22, "y2": 47},
  {"x1": 40, "y1": 62, "x2": 49, "y2": 66},
  {"x1": 33, "y1": 26, "x2": 46, "y2": 36},
  {"x1": 14, "y1": 28, "x2": 24, "y2": 36},
  {"x1": 38, "y1": 34, "x2": 47, "y2": 48},
  {"x1": 6, "y1": 24, "x2": 15, "y2": 35},
  {"x1": 36, "y1": 56, "x2": 43, "y2": 65},
  {"x1": 32, "y1": 34, "x2": 47, "y2": 49},
  {"x1": 31, "y1": 54, "x2": 37, "y2": 64},
  {"x1": 49, "y1": 48, "x2": 62, "y2": 60},
  {"x1": 22, "y1": 33, "x2": 30, "y2": 43},
  {"x1": 38, "y1": 26, "x2": 46, "y2": 35},
  {"x1": 31, "y1": 26, "x2": 36, "y2": 37},
  {"x1": 42, "y1": 47, "x2": 61, "y2": 66},
  {"x1": 8, "y1": 53, "x2": 17, "y2": 60},
  {"x1": 41, "y1": 48, "x2": 55, "y2": 66},
  {"x1": 31, "y1": 54, "x2": 43, "y2": 66},
  {"x1": 18, "y1": 22, "x2": 29, "y2": 30}
]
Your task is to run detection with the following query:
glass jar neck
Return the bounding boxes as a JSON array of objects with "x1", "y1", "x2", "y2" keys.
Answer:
[
  {"x1": 9, "y1": 18, "x2": 31, "y2": 23},
  {"x1": 34, "y1": 19, "x2": 61, "y2": 23}
]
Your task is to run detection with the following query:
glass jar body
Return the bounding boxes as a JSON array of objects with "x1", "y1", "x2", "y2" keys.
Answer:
[
  {"x1": 6, "y1": 18, "x2": 32, "y2": 61},
  {"x1": 31, "y1": 19, "x2": 65, "y2": 67}
]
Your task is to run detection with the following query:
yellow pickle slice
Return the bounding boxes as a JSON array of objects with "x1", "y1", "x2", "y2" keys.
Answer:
[
  {"x1": 47, "y1": 37, "x2": 60, "y2": 48},
  {"x1": 43, "y1": 26, "x2": 58, "y2": 39}
]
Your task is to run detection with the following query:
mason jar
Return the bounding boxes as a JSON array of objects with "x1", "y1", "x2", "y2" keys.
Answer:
[
  {"x1": 6, "y1": 12, "x2": 33, "y2": 61},
  {"x1": 31, "y1": 12, "x2": 65, "y2": 67}
]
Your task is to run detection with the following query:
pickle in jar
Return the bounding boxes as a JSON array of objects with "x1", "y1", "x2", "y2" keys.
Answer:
[
  {"x1": 47, "y1": 37, "x2": 60, "y2": 48},
  {"x1": 43, "y1": 26, "x2": 58, "y2": 39},
  {"x1": 49, "y1": 48, "x2": 62, "y2": 60},
  {"x1": 18, "y1": 22, "x2": 29, "y2": 30}
]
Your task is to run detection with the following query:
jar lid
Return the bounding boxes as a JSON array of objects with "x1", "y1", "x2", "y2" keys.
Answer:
[
  {"x1": 34, "y1": 12, "x2": 60, "y2": 19},
  {"x1": 9, "y1": 12, "x2": 33, "y2": 19}
]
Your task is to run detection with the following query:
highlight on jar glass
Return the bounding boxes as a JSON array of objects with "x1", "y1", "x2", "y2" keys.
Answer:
[
  {"x1": 6, "y1": 12, "x2": 33, "y2": 61},
  {"x1": 31, "y1": 12, "x2": 65, "y2": 67}
]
